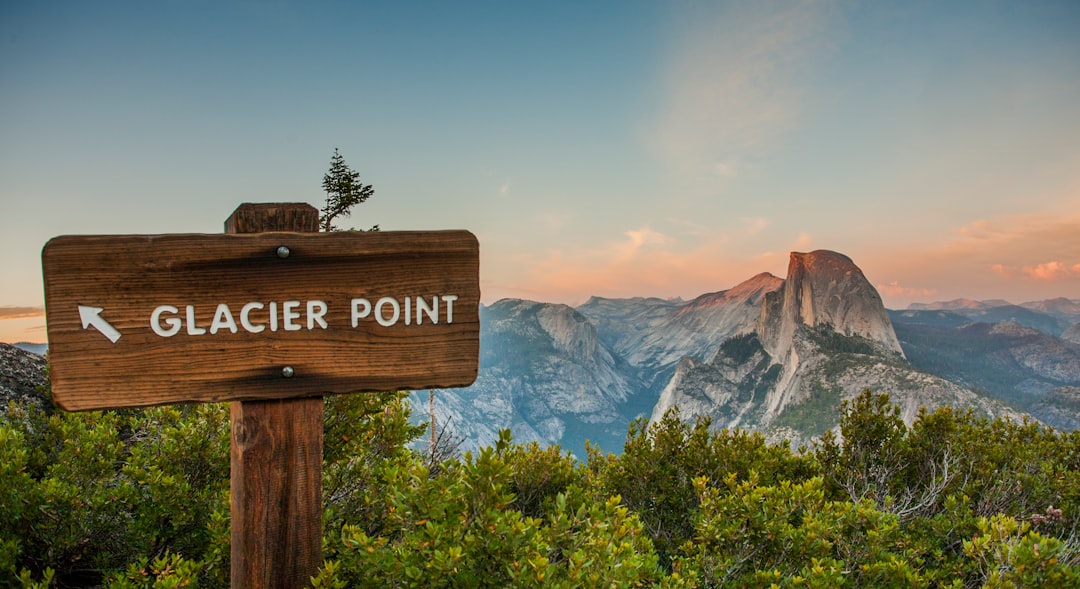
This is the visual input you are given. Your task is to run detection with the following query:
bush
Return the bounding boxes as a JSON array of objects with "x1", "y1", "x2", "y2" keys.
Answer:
[
  {"x1": 316, "y1": 431, "x2": 659, "y2": 588},
  {"x1": 4, "y1": 367, "x2": 1080, "y2": 587},
  {"x1": 588, "y1": 411, "x2": 818, "y2": 568},
  {"x1": 667, "y1": 476, "x2": 920, "y2": 588},
  {"x1": 0, "y1": 401, "x2": 229, "y2": 587}
]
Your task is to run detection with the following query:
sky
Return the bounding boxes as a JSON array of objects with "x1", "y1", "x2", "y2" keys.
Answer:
[{"x1": 2, "y1": 0, "x2": 1079, "y2": 344}]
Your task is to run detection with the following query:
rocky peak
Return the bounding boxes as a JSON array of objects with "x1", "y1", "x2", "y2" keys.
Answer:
[
  {"x1": 758, "y1": 250, "x2": 903, "y2": 360},
  {"x1": 535, "y1": 304, "x2": 603, "y2": 366},
  {"x1": 676, "y1": 273, "x2": 783, "y2": 315},
  {"x1": 989, "y1": 321, "x2": 1042, "y2": 337},
  {"x1": 909, "y1": 298, "x2": 997, "y2": 311},
  {"x1": 1064, "y1": 323, "x2": 1080, "y2": 345},
  {"x1": 0, "y1": 342, "x2": 50, "y2": 413},
  {"x1": 1021, "y1": 297, "x2": 1080, "y2": 318}
]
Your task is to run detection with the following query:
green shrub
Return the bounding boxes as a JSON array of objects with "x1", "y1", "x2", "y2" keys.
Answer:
[
  {"x1": 5, "y1": 364, "x2": 1080, "y2": 588},
  {"x1": 667, "y1": 475, "x2": 920, "y2": 588},
  {"x1": 588, "y1": 410, "x2": 818, "y2": 568},
  {"x1": 317, "y1": 431, "x2": 659, "y2": 588},
  {"x1": 0, "y1": 401, "x2": 229, "y2": 587}
]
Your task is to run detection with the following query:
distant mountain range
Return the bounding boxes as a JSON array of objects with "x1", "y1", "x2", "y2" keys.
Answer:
[
  {"x1": 12, "y1": 342, "x2": 47, "y2": 356},
  {"x1": 6, "y1": 263, "x2": 1079, "y2": 458},
  {"x1": 413, "y1": 252, "x2": 1080, "y2": 457}
]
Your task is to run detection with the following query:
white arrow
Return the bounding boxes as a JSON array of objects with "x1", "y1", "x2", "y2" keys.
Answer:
[{"x1": 78, "y1": 305, "x2": 122, "y2": 343}]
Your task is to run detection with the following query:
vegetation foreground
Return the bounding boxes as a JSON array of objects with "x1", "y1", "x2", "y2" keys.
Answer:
[{"x1": 3, "y1": 385, "x2": 1080, "y2": 588}]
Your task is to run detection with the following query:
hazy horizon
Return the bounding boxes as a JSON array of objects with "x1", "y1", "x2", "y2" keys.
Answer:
[
  {"x1": 3, "y1": 276, "x2": 1077, "y2": 345},
  {"x1": 2, "y1": 1, "x2": 1078, "y2": 344}
]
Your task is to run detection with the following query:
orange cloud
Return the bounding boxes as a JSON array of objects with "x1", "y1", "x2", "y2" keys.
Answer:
[
  {"x1": 484, "y1": 209, "x2": 1079, "y2": 309},
  {"x1": 1018, "y1": 261, "x2": 1080, "y2": 281},
  {"x1": 0, "y1": 306, "x2": 44, "y2": 320},
  {"x1": 876, "y1": 281, "x2": 939, "y2": 299},
  {"x1": 863, "y1": 211, "x2": 1080, "y2": 307},
  {"x1": 485, "y1": 226, "x2": 822, "y2": 305},
  {"x1": 989, "y1": 263, "x2": 1014, "y2": 278},
  {"x1": 974, "y1": 214, "x2": 1080, "y2": 281},
  {"x1": 948, "y1": 214, "x2": 1080, "y2": 259}
]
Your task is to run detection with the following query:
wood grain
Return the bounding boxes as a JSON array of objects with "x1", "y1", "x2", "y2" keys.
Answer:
[
  {"x1": 225, "y1": 202, "x2": 320, "y2": 234},
  {"x1": 231, "y1": 397, "x2": 323, "y2": 588},
  {"x1": 228, "y1": 203, "x2": 322, "y2": 589},
  {"x1": 41, "y1": 225, "x2": 479, "y2": 410}
]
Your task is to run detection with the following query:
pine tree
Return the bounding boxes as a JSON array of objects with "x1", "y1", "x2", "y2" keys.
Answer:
[{"x1": 320, "y1": 148, "x2": 376, "y2": 231}]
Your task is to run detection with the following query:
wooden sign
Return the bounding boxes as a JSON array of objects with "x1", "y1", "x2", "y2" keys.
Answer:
[{"x1": 42, "y1": 229, "x2": 479, "y2": 411}]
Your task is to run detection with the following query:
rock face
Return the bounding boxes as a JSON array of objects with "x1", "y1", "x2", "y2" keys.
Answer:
[
  {"x1": 732, "y1": 250, "x2": 908, "y2": 424},
  {"x1": 1021, "y1": 298, "x2": 1080, "y2": 323},
  {"x1": 1029, "y1": 386, "x2": 1080, "y2": 431},
  {"x1": 418, "y1": 251, "x2": 1074, "y2": 455},
  {"x1": 416, "y1": 299, "x2": 646, "y2": 457},
  {"x1": 759, "y1": 251, "x2": 903, "y2": 361},
  {"x1": 0, "y1": 342, "x2": 49, "y2": 413},
  {"x1": 891, "y1": 314, "x2": 1080, "y2": 416},
  {"x1": 988, "y1": 322, "x2": 1080, "y2": 383},
  {"x1": 579, "y1": 273, "x2": 782, "y2": 377},
  {"x1": 649, "y1": 333, "x2": 779, "y2": 430},
  {"x1": 1064, "y1": 323, "x2": 1080, "y2": 345}
]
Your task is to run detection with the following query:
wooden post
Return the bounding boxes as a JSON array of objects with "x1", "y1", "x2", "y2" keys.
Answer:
[
  {"x1": 430, "y1": 390, "x2": 436, "y2": 457},
  {"x1": 227, "y1": 203, "x2": 323, "y2": 589}
]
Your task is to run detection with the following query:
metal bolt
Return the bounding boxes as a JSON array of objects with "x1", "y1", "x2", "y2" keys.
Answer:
[
  {"x1": 276, "y1": 246, "x2": 290, "y2": 259},
  {"x1": 281, "y1": 366, "x2": 295, "y2": 378}
]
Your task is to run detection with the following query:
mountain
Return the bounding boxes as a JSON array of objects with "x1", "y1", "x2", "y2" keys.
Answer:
[
  {"x1": 424, "y1": 274, "x2": 788, "y2": 457},
  {"x1": 1064, "y1": 323, "x2": 1080, "y2": 345},
  {"x1": 652, "y1": 251, "x2": 1013, "y2": 446},
  {"x1": 578, "y1": 272, "x2": 783, "y2": 389},
  {"x1": 753, "y1": 250, "x2": 904, "y2": 421},
  {"x1": 890, "y1": 313, "x2": 1080, "y2": 429},
  {"x1": 909, "y1": 298, "x2": 1005, "y2": 311},
  {"x1": 757, "y1": 251, "x2": 903, "y2": 361},
  {"x1": 419, "y1": 250, "x2": 1053, "y2": 455},
  {"x1": 1020, "y1": 297, "x2": 1080, "y2": 323},
  {"x1": 904, "y1": 298, "x2": 1080, "y2": 336},
  {"x1": 1028, "y1": 387, "x2": 1080, "y2": 431},
  {"x1": 0, "y1": 342, "x2": 49, "y2": 414},
  {"x1": 12, "y1": 342, "x2": 48, "y2": 355},
  {"x1": 412, "y1": 299, "x2": 649, "y2": 457}
]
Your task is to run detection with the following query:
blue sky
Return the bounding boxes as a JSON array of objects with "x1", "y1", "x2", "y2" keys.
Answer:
[{"x1": 2, "y1": 0, "x2": 1079, "y2": 343}]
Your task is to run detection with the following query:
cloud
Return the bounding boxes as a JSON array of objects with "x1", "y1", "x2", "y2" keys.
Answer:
[
  {"x1": 654, "y1": 1, "x2": 839, "y2": 176},
  {"x1": 947, "y1": 215, "x2": 1080, "y2": 285},
  {"x1": 989, "y1": 263, "x2": 1013, "y2": 278},
  {"x1": 1023, "y1": 261, "x2": 1078, "y2": 281},
  {"x1": 0, "y1": 306, "x2": 44, "y2": 320},
  {"x1": 948, "y1": 215, "x2": 1080, "y2": 259},
  {"x1": 535, "y1": 211, "x2": 576, "y2": 232},
  {"x1": 863, "y1": 211, "x2": 1080, "y2": 307},
  {"x1": 483, "y1": 210, "x2": 1079, "y2": 308},
  {"x1": 609, "y1": 224, "x2": 673, "y2": 263},
  {"x1": 484, "y1": 224, "x2": 829, "y2": 304},
  {"x1": 622, "y1": 227, "x2": 671, "y2": 252},
  {"x1": 739, "y1": 216, "x2": 769, "y2": 236},
  {"x1": 876, "y1": 281, "x2": 938, "y2": 299},
  {"x1": 993, "y1": 260, "x2": 1080, "y2": 281},
  {"x1": 791, "y1": 232, "x2": 813, "y2": 251},
  {"x1": 666, "y1": 217, "x2": 711, "y2": 237}
]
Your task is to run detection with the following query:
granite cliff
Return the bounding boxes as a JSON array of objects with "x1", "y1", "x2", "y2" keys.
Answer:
[
  {"x1": 416, "y1": 250, "x2": 1048, "y2": 454},
  {"x1": 651, "y1": 251, "x2": 1014, "y2": 446}
]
